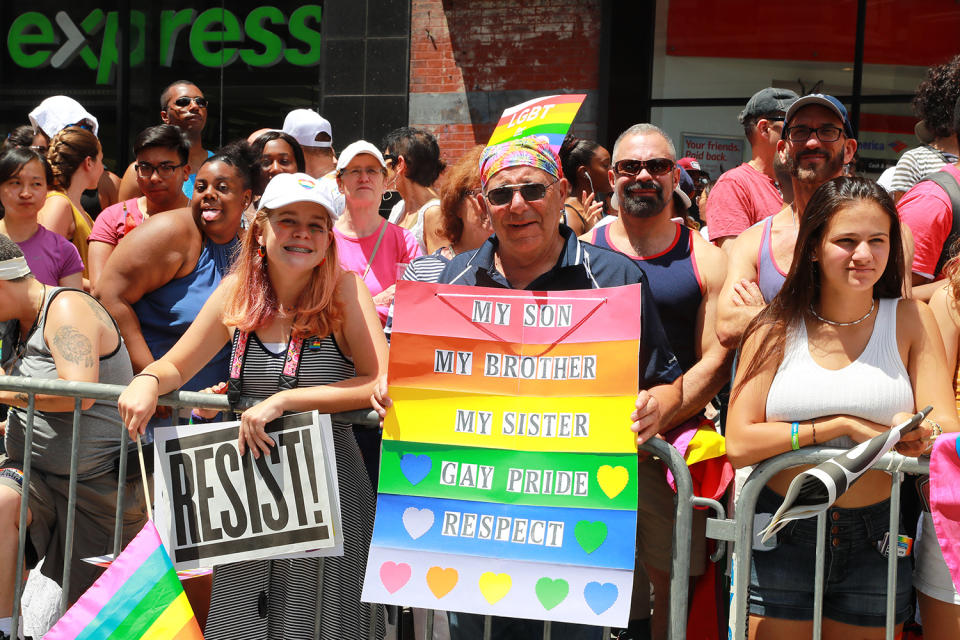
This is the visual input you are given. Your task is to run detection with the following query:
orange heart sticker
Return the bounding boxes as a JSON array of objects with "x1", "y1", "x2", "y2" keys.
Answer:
[{"x1": 426, "y1": 566, "x2": 459, "y2": 599}]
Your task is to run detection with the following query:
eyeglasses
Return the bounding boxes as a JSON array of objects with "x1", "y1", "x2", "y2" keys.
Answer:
[
  {"x1": 135, "y1": 161, "x2": 185, "y2": 178},
  {"x1": 382, "y1": 153, "x2": 398, "y2": 165},
  {"x1": 172, "y1": 96, "x2": 208, "y2": 109},
  {"x1": 612, "y1": 158, "x2": 675, "y2": 177},
  {"x1": 784, "y1": 124, "x2": 843, "y2": 143},
  {"x1": 484, "y1": 180, "x2": 557, "y2": 206}
]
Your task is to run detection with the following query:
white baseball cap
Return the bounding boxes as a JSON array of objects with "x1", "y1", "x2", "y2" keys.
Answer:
[
  {"x1": 29, "y1": 95, "x2": 99, "y2": 138},
  {"x1": 258, "y1": 172, "x2": 338, "y2": 220},
  {"x1": 336, "y1": 140, "x2": 386, "y2": 172},
  {"x1": 282, "y1": 109, "x2": 333, "y2": 148}
]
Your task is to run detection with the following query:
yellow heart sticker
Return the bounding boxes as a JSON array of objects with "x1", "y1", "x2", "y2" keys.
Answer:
[
  {"x1": 597, "y1": 464, "x2": 629, "y2": 499},
  {"x1": 478, "y1": 572, "x2": 512, "y2": 604},
  {"x1": 426, "y1": 566, "x2": 458, "y2": 599}
]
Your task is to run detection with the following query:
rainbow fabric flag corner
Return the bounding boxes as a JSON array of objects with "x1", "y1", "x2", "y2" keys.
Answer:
[
  {"x1": 487, "y1": 94, "x2": 586, "y2": 153},
  {"x1": 46, "y1": 520, "x2": 204, "y2": 640}
]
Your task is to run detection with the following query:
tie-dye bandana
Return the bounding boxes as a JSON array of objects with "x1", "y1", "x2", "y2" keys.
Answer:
[{"x1": 479, "y1": 135, "x2": 562, "y2": 189}]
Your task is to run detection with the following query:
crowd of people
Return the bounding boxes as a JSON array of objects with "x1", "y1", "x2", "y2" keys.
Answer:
[{"x1": 1, "y1": 54, "x2": 960, "y2": 640}]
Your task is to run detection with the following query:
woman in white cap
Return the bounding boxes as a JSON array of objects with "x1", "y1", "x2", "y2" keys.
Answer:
[
  {"x1": 334, "y1": 140, "x2": 422, "y2": 326},
  {"x1": 118, "y1": 172, "x2": 388, "y2": 639}
]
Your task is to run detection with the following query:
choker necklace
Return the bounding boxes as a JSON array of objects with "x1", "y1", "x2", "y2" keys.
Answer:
[{"x1": 809, "y1": 298, "x2": 875, "y2": 326}]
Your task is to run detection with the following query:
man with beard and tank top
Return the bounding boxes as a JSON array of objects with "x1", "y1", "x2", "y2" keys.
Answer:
[
  {"x1": 582, "y1": 124, "x2": 730, "y2": 640},
  {"x1": 716, "y1": 94, "x2": 858, "y2": 348}
]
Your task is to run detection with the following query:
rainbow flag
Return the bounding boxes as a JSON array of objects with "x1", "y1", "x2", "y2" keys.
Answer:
[
  {"x1": 45, "y1": 520, "x2": 204, "y2": 640},
  {"x1": 487, "y1": 94, "x2": 586, "y2": 152}
]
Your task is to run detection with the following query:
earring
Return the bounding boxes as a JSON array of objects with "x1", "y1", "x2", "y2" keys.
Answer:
[
  {"x1": 257, "y1": 245, "x2": 266, "y2": 258},
  {"x1": 318, "y1": 257, "x2": 327, "y2": 267}
]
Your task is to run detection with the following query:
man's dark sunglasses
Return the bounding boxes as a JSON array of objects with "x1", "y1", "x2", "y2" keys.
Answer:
[
  {"x1": 173, "y1": 96, "x2": 208, "y2": 108},
  {"x1": 484, "y1": 180, "x2": 557, "y2": 206},
  {"x1": 784, "y1": 124, "x2": 843, "y2": 143},
  {"x1": 613, "y1": 158, "x2": 675, "y2": 177}
]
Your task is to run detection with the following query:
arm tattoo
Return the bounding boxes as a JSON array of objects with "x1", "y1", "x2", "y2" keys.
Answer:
[
  {"x1": 81, "y1": 294, "x2": 115, "y2": 328},
  {"x1": 52, "y1": 326, "x2": 95, "y2": 368},
  {"x1": 15, "y1": 392, "x2": 28, "y2": 405}
]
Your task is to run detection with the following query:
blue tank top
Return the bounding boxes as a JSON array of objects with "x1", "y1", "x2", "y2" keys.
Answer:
[
  {"x1": 590, "y1": 222, "x2": 703, "y2": 372},
  {"x1": 133, "y1": 236, "x2": 238, "y2": 391},
  {"x1": 757, "y1": 216, "x2": 787, "y2": 302}
]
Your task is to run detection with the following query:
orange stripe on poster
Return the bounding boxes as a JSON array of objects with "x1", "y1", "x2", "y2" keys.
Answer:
[{"x1": 389, "y1": 334, "x2": 639, "y2": 396}]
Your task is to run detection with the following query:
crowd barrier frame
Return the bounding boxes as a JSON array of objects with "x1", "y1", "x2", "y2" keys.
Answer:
[
  {"x1": 720, "y1": 447, "x2": 930, "y2": 640},
  {"x1": 0, "y1": 375, "x2": 704, "y2": 640}
]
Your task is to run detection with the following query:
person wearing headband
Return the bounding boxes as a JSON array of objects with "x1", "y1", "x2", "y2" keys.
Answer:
[
  {"x1": 372, "y1": 135, "x2": 684, "y2": 640},
  {"x1": 0, "y1": 235, "x2": 147, "y2": 636}
]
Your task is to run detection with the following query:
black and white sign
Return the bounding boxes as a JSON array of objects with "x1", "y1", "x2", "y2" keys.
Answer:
[{"x1": 154, "y1": 411, "x2": 343, "y2": 569}]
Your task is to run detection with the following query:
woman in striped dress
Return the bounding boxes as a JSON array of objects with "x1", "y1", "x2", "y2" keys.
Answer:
[{"x1": 118, "y1": 172, "x2": 388, "y2": 638}]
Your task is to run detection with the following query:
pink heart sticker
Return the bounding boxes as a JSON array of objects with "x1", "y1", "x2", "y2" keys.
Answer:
[{"x1": 379, "y1": 561, "x2": 412, "y2": 594}]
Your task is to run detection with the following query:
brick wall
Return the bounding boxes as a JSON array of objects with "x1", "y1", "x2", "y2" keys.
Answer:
[{"x1": 409, "y1": 0, "x2": 602, "y2": 167}]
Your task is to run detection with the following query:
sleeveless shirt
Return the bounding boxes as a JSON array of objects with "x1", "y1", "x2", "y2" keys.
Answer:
[
  {"x1": 7, "y1": 288, "x2": 133, "y2": 479},
  {"x1": 203, "y1": 332, "x2": 385, "y2": 639},
  {"x1": 45, "y1": 190, "x2": 94, "y2": 279},
  {"x1": 132, "y1": 236, "x2": 238, "y2": 392},
  {"x1": 765, "y1": 298, "x2": 914, "y2": 448},
  {"x1": 589, "y1": 221, "x2": 703, "y2": 371},
  {"x1": 757, "y1": 216, "x2": 787, "y2": 303}
]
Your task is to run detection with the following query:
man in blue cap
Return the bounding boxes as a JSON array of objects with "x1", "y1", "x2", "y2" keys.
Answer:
[{"x1": 716, "y1": 94, "x2": 858, "y2": 347}]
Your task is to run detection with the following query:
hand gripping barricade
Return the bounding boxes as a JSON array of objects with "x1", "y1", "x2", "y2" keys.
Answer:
[
  {"x1": 712, "y1": 446, "x2": 929, "y2": 640},
  {"x1": 0, "y1": 375, "x2": 712, "y2": 640}
]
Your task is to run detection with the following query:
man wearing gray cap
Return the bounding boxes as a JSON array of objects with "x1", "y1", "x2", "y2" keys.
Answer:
[{"x1": 706, "y1": 87, "x2": 798, "y2": 249}]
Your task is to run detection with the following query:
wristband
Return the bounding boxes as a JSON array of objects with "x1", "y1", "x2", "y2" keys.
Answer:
[
  {"x1": 791, "y1": 422, "x2": 800, "y2": 450},
  {"x1": 132, "y1": 372, "x2": 159, "y2": 385},
  {"x1": 190, "y1": 410, "x2": 218, "y2": 425}
]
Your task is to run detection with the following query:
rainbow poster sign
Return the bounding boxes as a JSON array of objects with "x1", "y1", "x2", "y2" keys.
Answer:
[
  {"x1": 487, "y1": 94, "x2": 586, "y2": 153},
  {"x1": 362, "y1": 281, "x2": 641, "y2": 627}
]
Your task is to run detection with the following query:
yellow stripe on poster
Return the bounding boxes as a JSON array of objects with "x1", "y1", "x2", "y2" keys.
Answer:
[{"x1": 384, "y1": 386, "x2": 638, "y2": 453}]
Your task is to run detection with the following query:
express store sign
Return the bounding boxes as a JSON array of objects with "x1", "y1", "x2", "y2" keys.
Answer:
[{"x1": 6, "y1": 6, "x2": 323, "y2": 85}]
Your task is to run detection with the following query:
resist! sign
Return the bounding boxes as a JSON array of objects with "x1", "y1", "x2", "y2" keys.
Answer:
[{"x1": 154, "y1": 411, "x2": 342, "y2": 570}]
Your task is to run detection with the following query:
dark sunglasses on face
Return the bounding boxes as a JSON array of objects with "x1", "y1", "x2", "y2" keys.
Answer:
[
  {"x1": 784, "y1": 124, "x2": 843, "y2": 143},
  {"x1": 135, "y1": 161, "x2": 185, "y2": 178},
  {"x1": 173, "y1": 96, "x2": 208, "y2": 108},
  {"x1": 484, "y1": 180, "x2": 557, "y2": 206},
  {"x1": 613, "y1": 158, "x2": 675, "y2": 177}
]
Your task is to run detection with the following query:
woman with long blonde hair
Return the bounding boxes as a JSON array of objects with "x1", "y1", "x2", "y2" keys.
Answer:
[{"x1": 118, "y1": 172, "x2": 388, "y2": 638}]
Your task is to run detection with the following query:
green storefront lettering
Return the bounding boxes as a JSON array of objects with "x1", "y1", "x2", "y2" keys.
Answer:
[{"x1": 6, "y1": 5, "x2": 322, "y2": 84}]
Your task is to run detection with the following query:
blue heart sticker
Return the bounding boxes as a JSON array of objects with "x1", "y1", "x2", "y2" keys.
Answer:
[
  {"x1": 583, "y1": 581, "x2": 618, "y2": 615},
  {"x1": 400, "y1": 454, "x2": 432, "y2": 486}
]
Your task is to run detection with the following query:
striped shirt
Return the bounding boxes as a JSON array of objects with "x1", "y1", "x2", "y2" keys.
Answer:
[{"x1": 890, "y1": 145, "x2": 958, "y2": 193}]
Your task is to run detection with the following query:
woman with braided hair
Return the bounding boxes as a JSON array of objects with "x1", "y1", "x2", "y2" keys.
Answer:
[{"x1": 37, "y1": 126, "x2": 104, "y2": 285}]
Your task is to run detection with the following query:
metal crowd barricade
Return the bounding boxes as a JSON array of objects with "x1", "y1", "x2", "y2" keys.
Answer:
[
  {"x1": 1, "y1": 376, "x2": 705, "y2": 640},
  {"x1": 715, "y1": 446, "x2": 929, "y2": 640}
]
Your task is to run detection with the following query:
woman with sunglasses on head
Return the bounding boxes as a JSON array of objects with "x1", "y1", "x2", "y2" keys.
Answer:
[
  {"x1": 726, "y1": 177, "x2": 958, "y2": 639},
  {"x1": 95, "y1": 142, "x2": 256, "y2": 413},
  {"x1": 0, "y1": 147, "x2": 82, "y2": 288},
  {"x1": 86, "y1": 125, "x2": 191, "y2": 287},
  {"x1": 118, "y1": 173, "x2": 388, "y2": 639},
  {"x1": 37, "y1": 126, "x2": 104, "y2": 288},
  {"x1": 559, "y1": 134, "x2": 610, "y2": 237},
  {"x1": 381, "y1": 127, "x2": 445, "y2": 254},
  {"x1": 334, "y1": 141, "x2": 422, "y2": 327}
]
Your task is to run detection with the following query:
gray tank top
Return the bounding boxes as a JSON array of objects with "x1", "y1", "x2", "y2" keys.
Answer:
[
  {"x1": 757, "y1": 216, "x2": 787, "y2": 302},
  {"x1": 6, "y1": 288, "x2": 133, "y2": 479}
]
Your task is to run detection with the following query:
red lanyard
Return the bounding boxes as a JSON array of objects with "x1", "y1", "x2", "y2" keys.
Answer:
[{"x1": 226, "y1": 330, "x2": 305, "y2": 410}]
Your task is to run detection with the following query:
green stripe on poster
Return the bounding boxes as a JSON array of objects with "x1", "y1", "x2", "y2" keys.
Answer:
[{"x1": 379, "y1": 440, "x2": 637, "y2": 510}]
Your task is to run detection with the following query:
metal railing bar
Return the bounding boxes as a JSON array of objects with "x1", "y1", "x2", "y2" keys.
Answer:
[
  {"x1": 113, "y1": 430, "x2": 128, "y2": 556},
  {"x1": 812, "y1": 512, "x2": 825, "y2": 640},
  {"x1": 885, "y1": 473, "x2": 900, "y2": 640},
  {"x1": 11, "y1": 394, "x2": 36, "y2": 640},
  {"x1": 60, "y1": 397, "x2": 83, "y2": 616}
]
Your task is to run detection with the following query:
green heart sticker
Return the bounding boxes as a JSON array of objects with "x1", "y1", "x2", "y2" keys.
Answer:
[
  {"x1": 535, "y1": 577, "x2": 569, "y2": 610},
  {"x1": 574, "y1": 520, "x2": 608, "y2": 554}
]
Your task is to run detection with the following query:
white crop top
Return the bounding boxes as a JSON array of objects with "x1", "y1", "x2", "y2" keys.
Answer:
[{"x1": 765, "y1": 298, "x2": 914, "y2": 448}]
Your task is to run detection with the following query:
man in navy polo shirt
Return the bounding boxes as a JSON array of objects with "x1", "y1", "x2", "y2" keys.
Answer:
[{"x1": 377, "y1": 135, "x2": 683, "y2": 639}]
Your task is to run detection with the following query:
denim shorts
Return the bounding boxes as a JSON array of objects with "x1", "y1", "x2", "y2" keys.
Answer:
[{"x1": 748, "y1": 486, "x2": 912, "y2": 627}]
